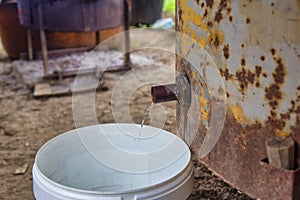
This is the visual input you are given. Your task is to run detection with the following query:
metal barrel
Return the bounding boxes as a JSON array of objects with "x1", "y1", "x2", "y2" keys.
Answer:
[{"x1": 176, "y1": 0, "x2": 300, "y2": 199}]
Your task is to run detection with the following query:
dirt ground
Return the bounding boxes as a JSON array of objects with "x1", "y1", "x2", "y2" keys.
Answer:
[{"x1": 0, "y1": 30, "x2": 252, "y2": 200}]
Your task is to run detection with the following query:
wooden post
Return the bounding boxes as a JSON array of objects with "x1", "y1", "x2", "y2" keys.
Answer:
[
  {"x1": 266, "y1": 136, "x2": 295, "y2": 170},
  {"x1": 27, "y1": 29, "x2": 33, "y2": 61},
  {"x1": 95, "y1": 31, "x2": 100, "y2": 46},
  {"x1": 40, "y1": 28, "x2": 49, "y2": 76},
  {"x1": 123, "y1": 0, "x2": 131, "y2": 68},
  {"x1": 38, "y1": 3, "x2": 49, "y2": 76}
]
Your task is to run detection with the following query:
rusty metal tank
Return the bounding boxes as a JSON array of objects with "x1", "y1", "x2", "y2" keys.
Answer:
[{"x1": 175, "y1": 0, "x2": 300, "y2": 199}]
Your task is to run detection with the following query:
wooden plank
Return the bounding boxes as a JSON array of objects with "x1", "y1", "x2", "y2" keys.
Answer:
[
  {"x1": 266, "y1": 136, "x2": 295, "y2": 170},
  {"x1": 43, "y1": 64, "x2": 128, "y2": 80},
  {"x1": 34, "y1": 83, "x2": 70, "y2": 97},
  {"x1": 19, "y1": 46, "x2": 91, "y2": 60},
  {"x1": 35, "y1": 46, "x2": 91, "y2": 59},
  {"x1": 34, "y1": 78, "x2": 104, "y2": 97}
]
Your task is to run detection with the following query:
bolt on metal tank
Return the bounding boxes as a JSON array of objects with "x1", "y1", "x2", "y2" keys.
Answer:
[{"x1": 152, "y1": 0, "x2": 300, "y2": 199}]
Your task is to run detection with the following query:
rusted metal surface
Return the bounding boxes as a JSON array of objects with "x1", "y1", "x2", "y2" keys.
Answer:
[{"x1": 176, "y1": 0, "x2": 300, "y2": 199}]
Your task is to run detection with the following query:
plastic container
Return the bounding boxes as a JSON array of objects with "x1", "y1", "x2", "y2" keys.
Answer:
[
  {"x1": 152, "y1": 18, "x2": 175, "y2": 29},
  {"x1": 32, "y1": 124, "x2": 193, "y2": 200}
]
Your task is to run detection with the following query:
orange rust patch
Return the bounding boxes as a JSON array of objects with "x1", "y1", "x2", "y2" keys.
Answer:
[
  {"x1": 230, "y1": 105, "x2": 249, "y2": 124},
  {"x1": 179, "y1": 0, "x2": 224, "y2": 49},
  {"x1": 199, "y1": 82, "x2": 209, "y2": 121},
  {"x1": 275, "y1": 130, "x2": 289, "y2": 138}
]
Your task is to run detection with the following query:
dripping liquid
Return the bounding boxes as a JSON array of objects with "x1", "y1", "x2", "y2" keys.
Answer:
[{"x1": 139, "y1": 102, "x2": 154, "y2": 137}]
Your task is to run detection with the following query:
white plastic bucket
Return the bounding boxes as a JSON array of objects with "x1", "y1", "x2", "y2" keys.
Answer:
[{"x1": 32, "y1": 123, "x2": 193, "y2": 200}]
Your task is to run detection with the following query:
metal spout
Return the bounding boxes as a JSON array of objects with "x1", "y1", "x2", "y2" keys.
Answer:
[
  {"x1": 151, "y1": 73, "x2": 191, "y2": 108},
  {"x1": 151, "y1": 84, "x2": 178, "y2": 104}
]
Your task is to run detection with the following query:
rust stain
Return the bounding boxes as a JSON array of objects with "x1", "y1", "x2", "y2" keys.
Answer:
[
  {"x1": 227, "y1": 7, "x2": 231, "y2": 14},
  {"x1": 235, "y1": 68, "x2": 256, "y2": 90},
  {"x1": 214, "y1": 11, "x2": 223, "y2": 23},
  {"x1": 269, "y1": 100, "x2": 278, "y2": 110},
  {"x1": 185, "y1": 64, "x2": 212, "y2": 123},
  {"x1": 275, "y1": 130, "x2": 289, "y2": 137},
  {"x1": 280, "y1": 112, "x2": 291, "y2": 120},
  {"x1": 199, "y1": 84, "x2": 209, "y2": 121},
  {"x1": 191, "y1": 70, "x2": 197, "y2": 80},
  {"x1": 266, "y1": 117, "x2": 286, "y2": 133},
  {"x1": 255, "y1": 66, "x2": 262, "y2": 77},
  {"x1": 179, "y1": 1, "x2": 224, "y2": 50},
  {"x1": 213, "y1": 34, "x2": 220, "y2": 47},
  {"x1": 186, "y1": 66, "x2": 210, "y2": 122},
  {"x1": 255, "y1": 82, "x2": 260, "y2": 88},
  {"x1": 273, "y1": 58, "x2": 285, "y2": 84},
  {"x1": 203, "y1": 9, "x2": 208, "y2": 18},
  {"x1": 205, "y1": 0, "x2": 214, "y2": 8},
  {"x1": 226, "y1": 92, "x2": 230, "y2": 98},
  {"x1": 262, "y1": 51, "x2": 288, "y2": 134},
  {"x1": 219, "y1": 68, "x2": 232, "y2": 81},
  {"x1": 223, "y1": 44, "x2": 230, "y2": 59},
  {"x1": 207, "y1": 21, "x2": 213, "y2": 27},
  {"x1": 262, "y1": 73, "x2": 267, "y2": 78},
  {"x1": 265, "y1": 84, "x2": 282, "y2": 100},
  {"x1": 241, "y1": 58, "x2": 246, "y2": 66},
  {"x1": 271, "y1": 48, "x2": 276, "y2": 56},
  {"x1": 214, "y1": 0, "x2": 228, "y2": 23},
  {"x1": 178, "y1": 9, "x2": 183, "y2": 22},
  {"x1": 230, "y1": 105, "x2": 249, "y2": 124}
]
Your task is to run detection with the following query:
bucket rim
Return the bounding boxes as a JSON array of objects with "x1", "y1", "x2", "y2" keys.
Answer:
[
  {"x1": 33, "y1": 123, "x2": 192, "y2": 195},
  {"x1": 33, "y1": 157, "x2": 193, "y2": 196}
]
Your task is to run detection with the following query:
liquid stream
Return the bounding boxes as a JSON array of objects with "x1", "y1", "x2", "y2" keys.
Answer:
[{"x1": 140, "y1": 102, "x2": 154, "y2": 135}]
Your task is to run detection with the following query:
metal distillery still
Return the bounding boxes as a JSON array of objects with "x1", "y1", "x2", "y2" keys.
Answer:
[{"x1": 174, "y1": 0, "x2": 299, "y2": 199}]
